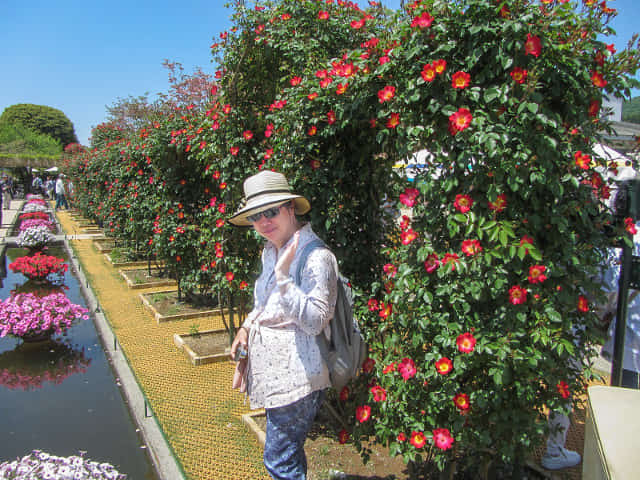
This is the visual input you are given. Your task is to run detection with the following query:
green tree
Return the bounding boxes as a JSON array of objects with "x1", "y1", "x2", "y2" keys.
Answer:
[
  {"x1": 0, "y1": 104, "x2": 78, "y2": 148},
  {"x1": 0, "y1": 121, "x2": 61, "y2": 156}
]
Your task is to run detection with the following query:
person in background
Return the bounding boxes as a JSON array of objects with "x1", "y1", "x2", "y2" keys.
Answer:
[
  {"x1": 45, "y1": 177, "x2": 54, "y2": 200},
  {"x1": 228, "y1": 170, "x2": 338, "y2": 480},
  {"x1": 67, "y1": 179, "x2": 75, "y2": 208},
  {"x1": 55, "y1": 174, "x2": 69, "y2": 210},
  {"x1": 32, "y1": 175, "x2": 43, "y2": 195},
  {"x1": 0, "y1": 175, "x2": 11, "y2": 209}
]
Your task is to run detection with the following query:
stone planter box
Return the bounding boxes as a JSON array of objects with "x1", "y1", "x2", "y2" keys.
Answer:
[
  {"x1": 119, "y1": 268, "x2": 176, "y2": 290},
  {"x1": 93, "y1": 238, "x2": 116, "y2": 253},
  {"x1": 241, "y1": 410, "x2": 267, "y2": 448},
  {"x1": 173, "y1": 328, "x2": 231, "y2": 366},
  {"x1": 104, "y1": 253, "x2": 150, "y2": 268},
  {"x1": 78, "y1": 221, "x2": 99, "y2": 228},
  {"x1": 139, "y1": 290, "x2": 220, "y2": 323}
]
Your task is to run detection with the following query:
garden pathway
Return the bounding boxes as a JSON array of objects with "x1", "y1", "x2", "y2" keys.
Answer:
[{"x1": 54, "y1": 210, "x2": 270, "y2": 480}]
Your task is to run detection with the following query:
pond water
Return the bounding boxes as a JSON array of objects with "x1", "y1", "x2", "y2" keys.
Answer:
[{"x1": 0, "y1": 246, "x2": 157, "y2": 479}]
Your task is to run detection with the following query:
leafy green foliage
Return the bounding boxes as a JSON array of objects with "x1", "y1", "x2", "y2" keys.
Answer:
[{"x1": 0, "y1": 104, "x2": 78, "y2": 147}]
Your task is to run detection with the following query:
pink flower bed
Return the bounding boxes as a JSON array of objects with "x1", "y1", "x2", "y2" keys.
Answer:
[{"x1": 0, "y1": 293, "x2": 88, "y2": 339}]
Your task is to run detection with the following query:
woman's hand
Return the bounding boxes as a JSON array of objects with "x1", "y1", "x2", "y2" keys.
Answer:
[
  {"x1": 275, "y1": 231, "x2": 299, "y2": 283},
  {"x1": 230, "y1": 327, "x2": 248, "y2": 361}
]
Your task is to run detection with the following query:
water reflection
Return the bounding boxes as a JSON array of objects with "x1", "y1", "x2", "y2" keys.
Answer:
[
  {"x1": 10, "y1": 279, "x2": 68, "y2": 297},
  {"x1": 0, "y1": 339, "x2": 90, "y2": 391}
]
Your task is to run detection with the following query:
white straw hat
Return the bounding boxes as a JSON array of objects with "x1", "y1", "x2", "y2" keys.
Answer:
[{"x1": 228, "y1": 171, "x2": 310, "y2": 226}]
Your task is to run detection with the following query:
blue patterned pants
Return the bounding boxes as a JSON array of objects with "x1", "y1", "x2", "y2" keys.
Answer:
[{"x1": 263, "y1": 389, "x2": 325, "y2": 480}]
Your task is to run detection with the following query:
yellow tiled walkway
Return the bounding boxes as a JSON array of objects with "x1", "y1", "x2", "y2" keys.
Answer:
[{"x1": 56, "y1": 210, "x2": 269, "y2": 480}]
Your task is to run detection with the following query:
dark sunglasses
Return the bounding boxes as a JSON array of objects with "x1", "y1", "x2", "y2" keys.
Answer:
[{"x1": 247, "y1": 204, "x2": 285, "y2": 223}]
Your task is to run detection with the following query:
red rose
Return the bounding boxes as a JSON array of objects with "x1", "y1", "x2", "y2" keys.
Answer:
[
  {"x1": 398, "y1": 357, "x2": 417, "y2": 381},
  {"x1": 409, "y1": 431, "x2": 427, "y2": 448},
  {"x1": 451, "y1": 71, "x2": 470, "y2": 89},
  {"x1": 528, "y1": 265, "x2": 548, "y2": 284},
  {"x1": 421, "y1": 63, "x2": 436, "y2": 82},
  {"x1": 456, "y1": 332, "x2": 476, "y2": 353},
  {"x1": 411, "y1": 11, "x2": 434, "y2": 28},
  {"x1": 453, "y1": 194, "x2": 473, "y2": 213},
  {"x1": 399, "y1": 187, "x2": 419, "y2": 207},
  {"x1": 488, "y1": 194, "x2": 507, "y2": 212},
  {"x1": 449, "y1": 108, "x2": 473, "y2": 134},
  {"x1": 510, "y1": 67, "x2": 528, "y2": 84},
  {"x1": 453, "y1": 393, "x2": 470, "y2": 411},
  {"x1": 435, "y1": 357, "x2": 453, "y2": 375},
  {"x1": 524, "y1": 33, "x2": 542, "y2": 57},
  {"x1": 424, "y1": 253, "x2": 440, "y2": 273},
  {"x1": 432, "y1": 428, "x2": 454, "y2": 450},
  {"x1": 556, "y1": 381, "x2": 570, "y2": 399},
  {"x1": 370, "y1": 385, "x2": 387, "y2": 402},
  {"x1": 356, "y1": 405, "x2": 371, "y2": 423},
  {"x1": 386, "y1": 112, "x2": 400, "y2": 129},
  {"x1": 461, "y1": 239, "x2": 482, "y2": 256},
  {"x1": 377, "y1": 85, "x2": 396, "y2": 103},
  {"x1": 577, "y1": 295, "x2": 589, "y2": 312},
  {"x1": 509, "y1": 285, "x2": 527, "y2": 305}
]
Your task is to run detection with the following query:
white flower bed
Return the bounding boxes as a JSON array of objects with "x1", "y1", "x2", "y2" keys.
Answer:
[
  {"x1": 17, "y1": 226, "x2": 55, "y2": 249},
  {"x1": 0, "y1": 450, "x2": 127, "y2": 479},
  {"x1": 21, "y1": 203, "x2": 49, "y2": 214}
]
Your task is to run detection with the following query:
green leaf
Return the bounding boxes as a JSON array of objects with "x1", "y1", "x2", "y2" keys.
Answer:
[
  {"x1": 442, "y1": 104, "x2": 457, "y2": 116},
  {"x1": 499, "y1": 229, "x2": 508, "y2": 247},
  {"x1": 484, "y1": 87, "x2": 500, "y2": 103},
  {"x1": 501, "y1": 56, "x2": 513, "y2": 70}
]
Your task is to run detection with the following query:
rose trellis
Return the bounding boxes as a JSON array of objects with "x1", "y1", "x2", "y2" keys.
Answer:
[
  {"x1": 65, "y1": 0, "x2": 639, "y2": 473},
  {"x1": 208, "y1": 0, "x2": 640, "y2": 472}
]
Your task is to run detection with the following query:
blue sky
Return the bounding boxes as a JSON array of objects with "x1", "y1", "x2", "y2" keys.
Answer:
[{"x1": 1, "y1": 0, "x2": 637, "y2": 146}]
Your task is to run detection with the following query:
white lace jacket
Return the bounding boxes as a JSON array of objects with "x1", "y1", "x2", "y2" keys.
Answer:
[{"x1": 242, "y1": 223, "x2": 338, "y2": 409}]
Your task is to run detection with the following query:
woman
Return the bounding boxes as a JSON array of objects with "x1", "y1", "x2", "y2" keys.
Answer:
[{"x1": 229, "y1": 170, "x2": 338, "y2": 480}]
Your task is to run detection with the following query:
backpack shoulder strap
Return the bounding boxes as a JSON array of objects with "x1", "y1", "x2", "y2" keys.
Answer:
[{"x1": 295, "y1": 238, "x2": 327, "y2": 285}]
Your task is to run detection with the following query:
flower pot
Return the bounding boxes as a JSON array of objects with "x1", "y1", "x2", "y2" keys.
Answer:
[{"x1": 21, "y1": 330, "x2": 54, "y2": 343}]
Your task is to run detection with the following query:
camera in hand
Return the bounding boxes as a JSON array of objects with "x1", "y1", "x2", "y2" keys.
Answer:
[{"x1": 234, "y1": 345, "x2": 247, "y2": 361}]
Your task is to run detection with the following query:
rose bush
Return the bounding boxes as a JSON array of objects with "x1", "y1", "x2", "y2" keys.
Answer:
[{"x1": 64, "y1": 0, "x2": 640, "y2": 474}]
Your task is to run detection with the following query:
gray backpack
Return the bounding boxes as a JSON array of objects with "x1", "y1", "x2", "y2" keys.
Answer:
[{"x1": 296, "y1": 239, "x2": 368, "y2": 391}]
